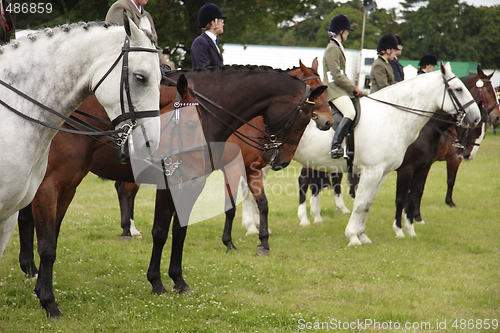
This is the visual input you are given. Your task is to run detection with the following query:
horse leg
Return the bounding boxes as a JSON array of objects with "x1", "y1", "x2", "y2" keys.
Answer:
[
  {"x1": 247, "y1": 171, "x2": 271, "y2": 256},
  {"x1": 18, "y1": 204, "x2": 39, "y2": 277},
  {"x1": 147, "y1": 189, "x2": 174, "y2": 294},
  {"x1": 405, "y1": 166, "x2": 432, "y2": 236},
  {"x1": 331, "y1": 173, "x2": 351, "y2": 214},
  {"x1": 222, "y1": 168, "x2": 240, "y2": 251},
  {"x1": 169, "y1": 214, "x2": 190, "y2": 293},
  {"x1": 348, "y1": 173, "x2": 360, "y2": 199},
  {"x1": 393, "y1": 168, "x2": 412, "y2": 238},
  {"x1": 114, "y1": 181, "x2": 141, "y2": 239},
  {"x1": 298, "y1": 166, "x2": 311, "y2": 226},
  {"x1": 345, "y1": 172, "x2": 387, "y2": 246},
  {"x1": 444, "y1": 155, "x2": 461, "y2": 208},
  {"x1": 241, "y1": 183, "x2": 260, "y2": 235}
]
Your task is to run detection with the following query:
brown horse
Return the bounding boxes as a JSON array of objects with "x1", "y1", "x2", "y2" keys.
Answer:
[
  {"x1": 393, "y1": 65, "x2": 498, "y2": 237},
  {"x1": 18, "y1": 66, "x2": 327, "y2": 317},
  {"x1": 108, "y1": 59, "x2": 332, "y2": 253}
]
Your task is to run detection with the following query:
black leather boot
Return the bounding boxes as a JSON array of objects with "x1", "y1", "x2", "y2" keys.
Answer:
[{"x1": 330, "y1": 117, "x2": 352, "y2": 159}]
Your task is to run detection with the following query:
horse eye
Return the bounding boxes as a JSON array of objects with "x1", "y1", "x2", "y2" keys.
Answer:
[
  {"x1": 134, "y1": 73, "x2": 146, "y2": 83},
  {"x1": 456, "y1": 87, "x2": 462, "y2": 92}
]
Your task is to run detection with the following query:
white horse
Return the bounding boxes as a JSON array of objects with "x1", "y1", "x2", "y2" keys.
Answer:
[
  {"x1": 0, "y1": 16, "x2": 162, "y2": 261},
  {"x1": 243, "y1": 63, "x2": 481, "y2": 245}
]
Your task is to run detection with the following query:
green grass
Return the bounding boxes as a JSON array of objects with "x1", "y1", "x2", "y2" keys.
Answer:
[{"x1": 1, "y1": 131, "x2": 499, "y2": 333}]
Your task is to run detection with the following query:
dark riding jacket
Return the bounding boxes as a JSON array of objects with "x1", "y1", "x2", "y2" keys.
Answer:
[{"x1": 191, "y1": 32, "x2": 223, "y2": 69}]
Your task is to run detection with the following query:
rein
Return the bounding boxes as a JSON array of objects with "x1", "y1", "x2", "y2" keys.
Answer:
[
  {"x1": 162, "y1": 75, "x2": 314, "y2": 152},
  {"x1": 364, "y1": 74, "x2": 476, "y2": 126}
]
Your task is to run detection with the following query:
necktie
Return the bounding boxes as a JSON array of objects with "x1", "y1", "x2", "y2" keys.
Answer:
[{"x1": 215, "y1": 38, "x2": 220, "y2": 54}]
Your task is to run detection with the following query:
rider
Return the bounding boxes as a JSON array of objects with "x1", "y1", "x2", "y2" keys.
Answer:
[
  {"x1": 323, "y1": 14, "x2": 362, "y2": 159},
  {"x1": 191, "y1": 2, "x2": 226, "y2": 69},
  {"x1": 370, "y1": 33, "x2": 399, "y2": 93},
  {"x1": 417, "y1": 53, "x2": 438, "y2": 74}
]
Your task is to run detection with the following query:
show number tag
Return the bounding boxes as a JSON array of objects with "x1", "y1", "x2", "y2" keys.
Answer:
[{"x1": 476, "y1": 80, "x2": 484, "y2": 88}]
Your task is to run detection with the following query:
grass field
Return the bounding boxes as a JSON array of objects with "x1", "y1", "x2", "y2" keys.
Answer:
[{"x1": 1, "y1": 131, "x2": 499, "y2": 333}]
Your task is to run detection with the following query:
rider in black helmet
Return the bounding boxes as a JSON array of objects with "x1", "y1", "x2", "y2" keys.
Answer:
[
  {"x1": 323, "y1": 14, "x2": 362, "y2": 159},
  {"x1": 191, "y1": 2, "x2": 226, "y2": 69}
]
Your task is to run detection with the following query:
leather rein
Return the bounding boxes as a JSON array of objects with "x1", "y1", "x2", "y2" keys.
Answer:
[{"x1": 0, "y1": 35, "x2": 160, "y2": 148}]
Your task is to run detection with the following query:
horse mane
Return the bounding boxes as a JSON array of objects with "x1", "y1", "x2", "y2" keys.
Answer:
[
  {"x1": 1, "y1": 21, "x2": 154, "y2": 52},
  {"x1": 161, "y1": 65, "x2": 303, "y2": 86}
]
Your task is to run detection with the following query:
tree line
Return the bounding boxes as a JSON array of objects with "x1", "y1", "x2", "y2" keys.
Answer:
[{"x1": 13, "y1": 0, "x2": 500, "y2": 69}]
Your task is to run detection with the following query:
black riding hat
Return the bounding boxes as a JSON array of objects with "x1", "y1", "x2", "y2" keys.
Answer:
[
  {"x1": 419, "y1": 53, "x2": 438, "y2": 67},
  {"x1": 377, "y1": 34, "x2": 398, "y2": 53},
  {"x1": 198, "y1": 3, "x2": 226, "y2": 28},
  {"x1": 328, "y1": 14, "x2": 352, "y2": 33}
]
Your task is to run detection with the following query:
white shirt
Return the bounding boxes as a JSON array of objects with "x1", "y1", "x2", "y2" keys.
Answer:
[{"x1": 129, "y1": 0, "x2": 142, "y2": 13}]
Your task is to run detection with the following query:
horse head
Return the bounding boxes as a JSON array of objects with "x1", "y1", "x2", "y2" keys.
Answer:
[
  {"x1": 440, "y1": 62, "x2": 481, "y2": 128},
  {"x1": 92, "y1": 13, "x2": 161, "y2": 160},
  {"x1": 476, "y1": 65, "x2": 500, "y2": 126},
  {"x1": 287, "y1": 59, "x2": 332, "y2": 130},
  {"x1": 455, "y1": 105, "x2": 488, "y2": 161},
  {"x1": 262, "y1": 84, "x2": 328, "y2": 170}
]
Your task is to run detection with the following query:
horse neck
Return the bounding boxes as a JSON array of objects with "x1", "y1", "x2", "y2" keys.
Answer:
[
  {"x1": 185, "y1": 69, "x2": 304, "y2": 142},
  {"x1": 1, "y1": 25, "x2": 123, "y2": 124}
]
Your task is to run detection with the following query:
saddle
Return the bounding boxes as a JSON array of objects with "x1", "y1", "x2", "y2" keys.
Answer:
[{"x1": 330, "y1": 96, "x2": 361, "y2": 163}]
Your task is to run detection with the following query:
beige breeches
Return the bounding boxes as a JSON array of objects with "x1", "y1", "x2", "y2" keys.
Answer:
[{"x1": 332, "y1": 95, "x2": 356, "y2": 120}]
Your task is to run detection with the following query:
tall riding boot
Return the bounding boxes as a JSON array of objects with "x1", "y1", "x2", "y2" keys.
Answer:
[{"x1": 330, "y1": 117, "x2": 352, "y2": 159}]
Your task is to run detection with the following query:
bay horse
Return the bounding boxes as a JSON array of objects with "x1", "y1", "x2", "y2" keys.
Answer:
[
  {"x1": 100, "y1": 59, "x2": 332, "y2": 254},
  {"x1": 0, "y1": 17, "x2": 161, "y2": 262},
  {"x1": 17, "y1": 66, "x2": 327, "y2": 316},
  {"x1": 18, "y1": 74, "x2": 201, "y2": 318},
  {"x1": 293, "y1": 65, "x2": 497, "y2": 230},
  {"x1": 290, "y1": 63, "x2": 480, "y2": 245}
]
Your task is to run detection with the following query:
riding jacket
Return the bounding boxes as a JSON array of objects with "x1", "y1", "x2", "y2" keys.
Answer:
[
  {"x1": 191, "y1": 32, "x2": 223, "y2": 69},
  {"x1": 322, "y1": 38, "x2": 357, "y2": 102},
  {"x1": 370, "y1": 55, "x2": 395, "y2": 93}
]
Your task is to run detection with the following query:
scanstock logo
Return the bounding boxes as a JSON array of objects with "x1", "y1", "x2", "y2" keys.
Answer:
[{"x1": 130, "y1": 109, "x2": 247, "y2": 227}]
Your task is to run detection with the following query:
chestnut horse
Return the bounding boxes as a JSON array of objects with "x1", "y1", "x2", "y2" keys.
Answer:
[
  {"x1": 18, "y1": 66, "x2": 327, "y2": 317},
  {"x1": 106, "y1": 59, "x2": 332, "y2": 254}
]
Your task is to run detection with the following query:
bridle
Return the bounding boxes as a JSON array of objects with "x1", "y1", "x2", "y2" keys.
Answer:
[
  {"x1": 0, "y1": 36, "x2": 160, "y2": 148},
  {"x1": 300, "y1": 72, "x2": 329, "y2": 121},
  {"x1": 162, "y1": 76, "x2": 315, "y2": 153},
  {"x1": 441, "y1": 75, "x2": 476, "y2": 126},
  {"x1": 365, "y1": 73, "x2": 476, "y2": 127},
  {"x1": 160, "y1": 92, "x2": 203, "y2": 177},
  {"x1": 92, "y1": 35, "x2": 161, "y2": 146}
]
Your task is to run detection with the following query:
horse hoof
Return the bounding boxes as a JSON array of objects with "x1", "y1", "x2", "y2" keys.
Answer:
[
  {"x1": 347, "y1": 236, "x2": 362, "y2": 246},
  {"x1": 415, "y1": 219, "x2": 425, "y2": 225},
  {"x1": 119, "y1": 235, "x2": 132, "y2": 242},
  {"x1": 245, "y1": 227, "x2": 259, "y2": 236},
  {"x1": 256, "y1": 246, "x2": 269, "y2": 256},
  {"x1": 358, "y1": 233, "x2": 372, "y2": 244},
  {"x1": 299, "y1": 220, "x2": 311, "y2": 227},
  {"x1": 173, "y1": 283, "x2": 190, "y2": 294},
  {"x1": 46, "y1": 305, "x2": 63, "y2": 319}
]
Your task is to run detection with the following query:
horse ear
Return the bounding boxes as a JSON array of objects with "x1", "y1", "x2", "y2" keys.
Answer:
[
  {"x1": 177, "y1": 74, "x2": 188, "y2": 98},
  {"x1": 440, "y1": 62, "x2": 452, "y2": 76},
  {"x1": 308, "y1": 85, "x2": 328, "y2": 101},
  {"x1": 312, "y1": 57, "x2": 319, "y2": 72},
  {"x1": 299, "y1": 59, "x2": 307, "y2": 72},
  {"x1": 123, "y1": 10, "x2": 141, "y2": 39},
  {"x1": 139, "y1": 15, "x2": 152, "y2": 34}
]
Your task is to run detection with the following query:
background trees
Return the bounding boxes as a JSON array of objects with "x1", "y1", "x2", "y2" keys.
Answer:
[{"x1": 12, "y1": 0, "x2": 500, "y2": 69}]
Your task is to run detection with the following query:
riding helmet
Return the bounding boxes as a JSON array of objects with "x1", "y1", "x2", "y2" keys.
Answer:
[
  {"x1": 198, "y1": 3, "x2": 226, "y2": 28},
  {"x1": 418, "y1": 53, "x2": 438, "y2": 67},
  {"x1": 328, "y1": 14, "x2": 352, "y2": 33},
  {"x1": 376, "y1": 34, "x2": 399, "y2": 53}
]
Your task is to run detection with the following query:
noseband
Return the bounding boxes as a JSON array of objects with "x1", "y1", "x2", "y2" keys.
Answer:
[{"x1": 92, "y1": 35, "x2": 161, "y2": 144}]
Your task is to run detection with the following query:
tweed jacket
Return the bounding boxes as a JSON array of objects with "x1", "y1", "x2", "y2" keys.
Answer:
[
  {"x1": 191, "y1": 32, "x2": 223, "y2": 69},
  {"x1": 1, "y1": 0, "x2": 15, "y2": 44},
  {"x1": 370, "y1": 56, "x2": 395, "y2": 93},
  {"x1": 106, "y1": 0, "x2": 158, "y2": 44},
  {"x1": 389, "y1": 58, "x2": 404, "y2": 82},
  {"x1": 322, "y1": 39, "x2": 357, "y2": 102}
]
